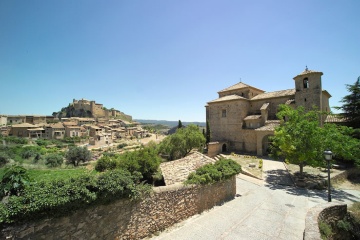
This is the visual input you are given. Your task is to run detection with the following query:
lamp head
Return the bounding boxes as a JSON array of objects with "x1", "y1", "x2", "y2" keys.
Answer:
[{"x1": 324, "y1": 150, "x2": 333, "y2": 161}]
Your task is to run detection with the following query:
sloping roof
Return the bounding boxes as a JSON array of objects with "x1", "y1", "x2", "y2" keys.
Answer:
[
  {"x1": 11, "y1": 123, "x2": 38, "y2": 128},
  {"x1": 255, "y1": 120, "x2": 280, "y2": 131},
  {"x1": 244, "y1": 115, "x2": 262, "y2": 120},
  {"x1": 160, "y1": 151, "x2": 216, "y2": 186},
  {"x1": 325, "y1": 114, "x2": 347, "y2": 123},
  {"x1": 218, "y1": 82, "x2": 264, "y2": 93},
  {"x1": 48, "y1": 123, "x2": 64, "y2": 129},
  {"x1": 293, "y1": 68, "x2": 323, "y2": 78},
  {"x1": 251, "y1": 89, "x2": 295, "y2": 101},
  {"x1": 207, "y1": 94, "x2": 247, "y2": 104},
  {"x1": 322, "y1": 90, "x2": 332, "y2": 98}
]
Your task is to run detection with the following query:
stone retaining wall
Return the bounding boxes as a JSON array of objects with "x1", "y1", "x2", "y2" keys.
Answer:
[
  {"x1": 0, "y1": 176, "x2": 236, "y2": 240},
  {"x1": 304, "y1": 202, "x2": 347, "y2": 240}
]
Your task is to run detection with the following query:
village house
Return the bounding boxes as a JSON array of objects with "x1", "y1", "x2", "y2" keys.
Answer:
[
  {"x1": 9, "y1": 123, "x2": 44, "y2": 139},
  {"x1": 44, "y1": 123, "x2": 65, "y2": 140},
  {"x1": 0, "y1": 115, "x2": 7, "y2": 126},
  {"x1": 206, "y1": 68, "x2": 331, "y2": 157},
  {"x1": 65, "y1": 126, "x2": 83, "y2": 138}
]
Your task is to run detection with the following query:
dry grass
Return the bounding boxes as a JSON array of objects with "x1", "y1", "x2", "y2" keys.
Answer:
[{"x1": 222, "y1": 153, "x2": 263, "y2": 179}]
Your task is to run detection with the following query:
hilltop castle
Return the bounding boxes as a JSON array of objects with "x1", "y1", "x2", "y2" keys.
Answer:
[
  {"x1": 53, "y1": 98, "x2": 132, "y2": 121},
  {"x1": 206, "y1": 68, "x2": 331, "y2": 156}
]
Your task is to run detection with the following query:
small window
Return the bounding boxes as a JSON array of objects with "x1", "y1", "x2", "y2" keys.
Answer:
[
  {"x1": 303, "y1": 78, "x2": 309, "y2": 88},
  {"x1": 305, "y1": 98, "x2": 307, "y2": 102},
  {"x1": 222, "y1": 110, "x2": 227, "y2": 118}
]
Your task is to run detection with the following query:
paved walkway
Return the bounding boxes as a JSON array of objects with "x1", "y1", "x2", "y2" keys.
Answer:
[{"x1": 149, "y1": 159, "x2": 360, "y2": 240}]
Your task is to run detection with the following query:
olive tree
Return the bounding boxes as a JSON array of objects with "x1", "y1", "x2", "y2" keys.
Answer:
[{"x1": 65, "y1": 146, "x2": 91, "y2": 166}]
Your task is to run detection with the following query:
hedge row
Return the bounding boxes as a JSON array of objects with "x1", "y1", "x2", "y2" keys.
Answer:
[{"x1": 0, "y1": 169, "x2": 151, "y2": 224}]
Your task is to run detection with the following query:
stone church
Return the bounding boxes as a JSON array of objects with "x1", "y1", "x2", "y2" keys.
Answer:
[{"x1": 205, "y1": 68, "x2": 331, "y2": 157}]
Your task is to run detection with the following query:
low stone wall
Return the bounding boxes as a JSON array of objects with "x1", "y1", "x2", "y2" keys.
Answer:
[
  {"x1": 0, "y1": 176, "x2": 236, "y2": 240},
  {"x1": 331, "y1": 168, "x2": 360, "y2": 184},
  {"x1": 304, "y1": 202, "x2": 347, "y2": 240}
]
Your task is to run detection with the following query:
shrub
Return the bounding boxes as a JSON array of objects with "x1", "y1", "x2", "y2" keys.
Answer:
[
  {"x1": 95, "y1": 156, "x2": 117, "y2": 172},
  {"x1": 319, "y1": 221, "x2": 332, "y2": 239},
  {"x1": 185, "y1": 158, "x2": 241, "y2": 185},
  {"x1": 117, "y1": 143, "x2": 128, "y2": 149},
  {"x1": 21, "y1": 150, "x2": 35, "y2": 159},
  {"x1": 0, "y1": 152, "x2": 10, "y2": 167},
  {"x1": 45, "y1": 154, "x2": 64, "y2": 168},
  {"x1": 0, "y1": 165, "x2": 31, "y2": 197},
  {"x1": 0, "y1": 169, "x2": 150, "y2": 223}
]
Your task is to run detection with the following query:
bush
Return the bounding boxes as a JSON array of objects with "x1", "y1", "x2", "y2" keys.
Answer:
[
  {"x1": 117, "y1": 143, "x2": 128, "y2": 149},
  {"x1": 0, "y1": 152, "x2": 10, "y2": 167},
  {"x1": 0, "y1": 165, "x2": 31, "y2": 197},
  {"x1": 45, "y1": 154, "x2": 64, "y2": 168},
  {"x1": 319, "y1": 221, "x2": 332, "y2": 239},
  {"x1": 185, "y1": 158, "x2": 241, "y2": 185},
  {"x1": 95, "y1": 156, "x2": 117, "y2": 172},
  {"x1": 0, "y1": 169, "x2": 150, "y2": 223},
  {"x1": 21, "y1": 150, "x2": 35, "y2": 159}
]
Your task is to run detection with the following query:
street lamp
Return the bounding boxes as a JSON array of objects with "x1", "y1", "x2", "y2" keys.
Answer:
[{"x1": 324, "y1": 150, "x2": 333, "y2": 202}]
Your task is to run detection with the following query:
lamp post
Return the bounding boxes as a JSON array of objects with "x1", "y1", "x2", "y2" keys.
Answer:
[{"x1": 324, "y1": 150, "x2": 333, "y2": 202}]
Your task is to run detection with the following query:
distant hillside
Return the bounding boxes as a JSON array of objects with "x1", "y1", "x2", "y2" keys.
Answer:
[{"x1": 135, "y1": 119, "x2": 206, "y2": 128}]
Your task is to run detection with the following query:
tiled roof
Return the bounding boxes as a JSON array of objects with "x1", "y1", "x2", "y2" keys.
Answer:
[
  {"x1": 63, "y1": 122, "x2": 77, "y2": 126},
  {"x1": 11, "y1": 123, "x2": 38, "y2": 128},
  {"x1": 160, "y1": 151, "x2": 216, "y2": 186},
  {"x1": 325, "y1": 114, "x2": 347, "y2": 123},
  {"x1": 48, "y1": 123, "x2": 64, "y2": 129},
  {"x1": 251, "y1": 89, "x2": 295, "y2": 101},
  {"x1": 208, "y1": 94, "x2": 247, "y2": 104},
  {"x1": 218, "y1": 82, "x2": 264, "y2": 93},
  {"x1": 255, "y1": 121, "x2": 280, "y2": 131},
  {"x1": 294, "y1": 68, "x2": 323, "y2": 78},
  {"x1": 244, "y1": 115, "x2": 261, "y2": 120}
]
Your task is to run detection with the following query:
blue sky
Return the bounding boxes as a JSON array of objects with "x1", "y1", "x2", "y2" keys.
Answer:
[{"x1": 1, "y1": 1, "x2": 359, "y2": 122}]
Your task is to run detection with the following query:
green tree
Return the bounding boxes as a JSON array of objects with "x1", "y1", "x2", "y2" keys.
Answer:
[
  {"x1": 65, "y1": 146, "x2": 91, "y2": 166},
  {"x1": 159, "y1": 124, "x2": 206, "y2": 160},
  {"x1": 178, "y1": 120, "x2": 183, "y2": 129},
  {"x1": 335, "y1": 77, "x2": 360, "y2": 129},
  {"x1": 118, "y1": 142, "x2": 161, "y2": 182},
  {"x1": 45, "y1": 153, "x2": 64, "y2": 168},
  {"x1": 206, "y1": 121, "x2": 211, "y2": 144},
  {"x1": 271, "y1": 105, "x2": 360, "y2": 176}
]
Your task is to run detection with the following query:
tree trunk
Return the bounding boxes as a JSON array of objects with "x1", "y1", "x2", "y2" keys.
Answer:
[{"x1": 299, "y1": 162, "x2": 304, "y2": 178}]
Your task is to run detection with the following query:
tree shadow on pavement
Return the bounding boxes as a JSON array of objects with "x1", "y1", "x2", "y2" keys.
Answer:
[
  {"x1": 265, "y1": 173, "x2": 360, "y2": 204},
  {"x1": 264, "y1": 169, "x2": 294, "y2": 186}
]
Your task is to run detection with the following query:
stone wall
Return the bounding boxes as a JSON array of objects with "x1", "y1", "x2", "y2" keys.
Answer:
[
  {"x1": 0, "y1": 176, "x2": 236, "y2": 240},
  {"x1": 304, "y1": 202, "x2": 347, "y2": 240}
]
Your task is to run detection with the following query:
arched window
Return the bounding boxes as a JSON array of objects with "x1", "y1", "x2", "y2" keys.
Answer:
[{"x1": 303, "y1": 78, "x2": 309, "y2": 88}]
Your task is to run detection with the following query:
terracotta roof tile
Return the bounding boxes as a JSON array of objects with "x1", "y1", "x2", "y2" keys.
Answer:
[
  {"x1": 208, "y1": 94, "x2": 247, "y2": 104},
  {"x1": 244, "y1": 115, "x2": 262, "y2": 120},
  {"x1": 294, "y1": 68, "x2": 323, "y2": 78},
  {"x1": 251, "y1": 89, "x2": 295, "y2": 101},
  {"x1": 218, "y1": 82, "x2": 264, "y2": 93}
]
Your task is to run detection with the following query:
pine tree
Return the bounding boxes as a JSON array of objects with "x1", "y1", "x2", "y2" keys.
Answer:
[
  {"x1": 177, "y1": 120, "x2": 183, "y2": 129},
  {"x1": 205, "y1": 121, "x2": 211, "y2": 143},
  {"x1": 335, "y1": 77, "x2": 360, "y2": 129}
]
